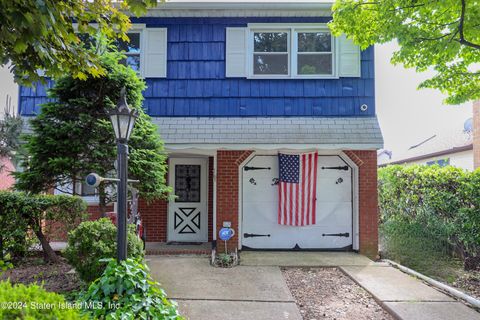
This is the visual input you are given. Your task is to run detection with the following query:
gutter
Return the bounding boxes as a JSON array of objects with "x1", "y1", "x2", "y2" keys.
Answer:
[{"x1": 384, "y1": 259, "x2": 480, "y2": 309}]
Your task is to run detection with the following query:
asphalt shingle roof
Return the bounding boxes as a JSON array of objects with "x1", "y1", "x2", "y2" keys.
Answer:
[{"x1": 153, "y1": 117, "x2": 383, "y2": 149}]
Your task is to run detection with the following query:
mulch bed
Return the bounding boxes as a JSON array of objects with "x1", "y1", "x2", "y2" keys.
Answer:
[
  {"x1": 282, "y1": 267, "x2": 393, "y2": 320},
  {"x1": 453, "y1": 270, "x2": 480, "y2": 300},
  {"x1": 0, "y1": 257, "x2": 81, "y2": 294}
]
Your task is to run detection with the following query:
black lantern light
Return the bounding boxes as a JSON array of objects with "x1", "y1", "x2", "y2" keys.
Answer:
[{"x1": 108, "y1": 87, "x2": 138, "y2": 143}]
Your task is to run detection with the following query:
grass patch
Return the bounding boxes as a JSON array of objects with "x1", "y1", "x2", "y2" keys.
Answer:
[{"x1": 380, "y1": 219, "x2": 464, "y2": 283}]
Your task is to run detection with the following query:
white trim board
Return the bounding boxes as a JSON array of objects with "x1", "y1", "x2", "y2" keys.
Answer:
[{"x1": 163, "y1": 143, "x2": 383, "y2": 151}]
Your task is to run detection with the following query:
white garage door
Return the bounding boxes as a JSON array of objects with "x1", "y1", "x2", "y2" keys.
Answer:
[{"x1": 242, "y1": 155, "x2": 353, "y2": 250}]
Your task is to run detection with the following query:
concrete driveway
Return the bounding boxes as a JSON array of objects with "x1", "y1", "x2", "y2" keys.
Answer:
[
  {"x1": 147, "y1": 252, "x2": 480, "y2": 320},
  {"x1": 148, "y1": 256, "x2": 301, "y2": 320},
  {"x1": 147, "y1": 252, "x2": 374, "y2": 320}
]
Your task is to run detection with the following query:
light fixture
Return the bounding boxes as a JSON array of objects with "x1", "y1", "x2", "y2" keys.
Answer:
[{"x1": 108, "y1": 87, "x2": 138, "y2": 143}]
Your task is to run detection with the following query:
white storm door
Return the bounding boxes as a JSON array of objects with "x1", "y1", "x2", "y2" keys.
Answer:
[{"x1": 168, "y1": 158, "x2": 208, "y2": 242}]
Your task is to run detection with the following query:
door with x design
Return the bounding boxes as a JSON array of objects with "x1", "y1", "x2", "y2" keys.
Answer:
[{"x1": 168, "y1": 158, "x2": 208, "y2": 242}]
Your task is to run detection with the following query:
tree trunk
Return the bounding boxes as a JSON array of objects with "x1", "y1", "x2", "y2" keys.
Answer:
[
  {"x1": 99, "y1": 184, "x2": 107, "y2": 218},
  {"x1": 34, "y1": 226, "x2": 60, "y2": 263}
]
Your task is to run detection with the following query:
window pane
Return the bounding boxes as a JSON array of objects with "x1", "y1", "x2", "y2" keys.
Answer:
[
  {"x1": 120, "y1": 55, "x2": 141, "y2": 72},
  {"x1": 254, "y1": 54, "x2": 288, "y2": 75},
  {"x1": 116, "y1": 33, "x2": 141, "y2": 54},
  {"x1": 254, "y1": 32, "x2": 288, "y2": 52},
  {"x1": 297, "y1": 54, "x2": 332, "y2": 75},
  {"x1": 175, "y1": 165, "x2": 201, "y2": 202},
  {"x1": 298, "y1": 32, "x2": 331, "y2": 52}
]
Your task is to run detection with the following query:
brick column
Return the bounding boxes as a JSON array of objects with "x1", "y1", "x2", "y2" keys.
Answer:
[
  {"x1": 139, "y1": 198, "x2": 168, "y2": 242},
  {"x1": 474, "y1": 100, "x2": 480, "y2": 170},
  {"x1": 344, "y1": 150, "x2": 379, "y2": 259},
  {"x1": 216, "y1": 150, "x2": 253, "y2": 252}
]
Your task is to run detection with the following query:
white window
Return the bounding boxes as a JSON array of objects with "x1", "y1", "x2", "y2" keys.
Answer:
[
  {"x1": 253, "y1": 31, "x2": 290, "y2": 76},
  {"x1": 116, "y1": 32, "x2": 142, "y2": 73},
  {"x1": 249, "y1": 26, "x2": 334, "y2": 78},
  {"x1": 54, "y1": 180, "x2": 99, "y2": 204},
  {"x1": 74, "y1": 24, "x2": 167, "y2": 78},
  {"x1": 295, "y1": 31, "x2": 333, "y2": 76},
  {"x1": 225, "y1": 24, "x2": 360, "y2": 79}
]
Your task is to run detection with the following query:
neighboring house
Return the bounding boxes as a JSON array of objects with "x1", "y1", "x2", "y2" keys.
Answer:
[
  {"x1": 0, "y1": 64, "x2": 18, "y2": 120},
  {"x1": 0, "y1": 157, "x2": 15, "y2": 191},
  {"x1": 17, "y1": 1, "x2": 383, "y2": 257},
  {"x1": 0, "y1": 65, "x2": 18, "y2": 190},
  {"x1": 378, "y1": 118, "x2": 474, "y2": 171}
]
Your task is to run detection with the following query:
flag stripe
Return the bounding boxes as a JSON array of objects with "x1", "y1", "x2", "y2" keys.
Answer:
[
  {"x1": 278, "y1": 152, "x2": 318, "y2": 226},
  {"x1": 312, "y1": 151, "x2": 318, "y2": 224}
]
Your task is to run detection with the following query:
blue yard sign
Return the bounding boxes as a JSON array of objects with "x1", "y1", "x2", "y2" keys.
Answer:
[{"x1": 219, "y1": 227, "x2": 234, "y2": 241}]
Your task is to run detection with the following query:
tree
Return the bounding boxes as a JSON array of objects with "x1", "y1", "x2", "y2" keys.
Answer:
[
  {"x1": 329, "y1": 0, "x2": 480, "y2": 104},
  {"x1": 0, "y1": 0, "x2": 157, "y2": 85},
  {"x1": 0, "y1": 107, "x2": 23, "y2": 171},
  {"x1": 15, "y1": 40, "x2": 170, "y2": 216}
]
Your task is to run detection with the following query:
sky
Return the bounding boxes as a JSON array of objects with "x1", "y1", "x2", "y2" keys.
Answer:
[{"x1": 375, "y1": 41, "x2": 472, "y2": 157}]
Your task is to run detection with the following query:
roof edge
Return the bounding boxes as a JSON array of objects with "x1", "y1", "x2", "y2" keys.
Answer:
[{"x1": 380, "y1": 144, "x2": 473, "y2": 167}]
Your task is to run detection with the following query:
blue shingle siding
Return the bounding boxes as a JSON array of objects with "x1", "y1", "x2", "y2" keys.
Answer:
[{"x1": 19, "y1": 17, "x2": 375, "y2": 117}]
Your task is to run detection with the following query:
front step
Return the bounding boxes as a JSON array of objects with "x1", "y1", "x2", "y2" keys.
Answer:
[{"x1": 145, "y1": 242, "x2": 212, "y2": 255}]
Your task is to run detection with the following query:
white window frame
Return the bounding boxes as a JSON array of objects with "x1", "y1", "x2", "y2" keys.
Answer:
[
  {"x1": 250, "y1": 29, "x2": 291, "y2": 78},
  {"x1": 123, "y1": 24, "x2": 146, "y2": 77},
  {"x1": 247, "y1": 23, "x2": 338, "y2": 79}
]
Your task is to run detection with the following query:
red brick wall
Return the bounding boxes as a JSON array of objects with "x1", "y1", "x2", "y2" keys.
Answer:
[
  {"x1": 45, "y1": 204, "x2": 113, "y2": 241},
  {"x1": 216, "y1": 150, "x2": 253, "y2": 252},
  {"x1": 474, "y1": 100, "x2": 480, "y2": 170},
  {"x1": 139, "y1": 198, "x2": 168, "y2": 242},
  {"x1": 344, "y1": 150, "x2": 379, "y2": 259}
]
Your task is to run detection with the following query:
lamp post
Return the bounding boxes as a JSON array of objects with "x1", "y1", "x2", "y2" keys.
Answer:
[{"x1": 108, "y1": 87, "x2": 138, "y2": 261}]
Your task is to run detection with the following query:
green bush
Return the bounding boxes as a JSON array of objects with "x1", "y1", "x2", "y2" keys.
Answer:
[
  {"x1": 80, "y1": 259, "x2": 183, "y2": 320},
  {"x1": 0, "y1": 191, "x2": 87, "y2": 263},
  {"x1": 64, "y1": 218, "x2": 144, "y2": 283},
  {"x1": 0, "y1": 280, "x2": 85, "y2": 319},
  {"x1": 379, "y1": 165, "x2": 480, "y2": 270}
]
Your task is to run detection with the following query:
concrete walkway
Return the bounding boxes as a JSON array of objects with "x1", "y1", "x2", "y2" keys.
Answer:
[
  {"x1": 148, "y1": 256, "x2": 301, "y2": 320},
  {"x1": 341, "y1": 265, "x2": 480, "y2": 320},
  {"x1": 147, "y1": 252, "x2": 480, "y2": 320}
]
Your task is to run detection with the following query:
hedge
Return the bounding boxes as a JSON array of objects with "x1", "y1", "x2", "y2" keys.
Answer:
[
  {"x1": 0, "y1": 191, "x2": 87, "y2": 263},
  {"x1": 378, "y1": 165, "x2": 480, "y2": 269}
]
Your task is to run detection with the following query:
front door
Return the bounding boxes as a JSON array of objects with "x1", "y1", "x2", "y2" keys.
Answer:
[{"x1": 168, "y1": 158, "x2": 208, "y2": 242}]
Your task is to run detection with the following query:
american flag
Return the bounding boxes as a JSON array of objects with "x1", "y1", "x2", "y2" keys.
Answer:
[{"x1": 278, "y1": 152, "x2": 318, "y2": 226}]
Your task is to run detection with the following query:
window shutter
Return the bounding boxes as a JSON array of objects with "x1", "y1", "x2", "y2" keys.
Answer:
[
  {"x1": 144, "y1": 28, "x2": 167, "y2": 78},
  {"x1": 338, "y1": 35, "x2": 361, "y2": 77},
  {"x1": 225, "y1": 27, "x2": 247, "y2": 77}
]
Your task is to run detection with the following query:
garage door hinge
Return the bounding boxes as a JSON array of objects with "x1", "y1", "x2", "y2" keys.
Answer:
[
  {"x1": 322, "y1": 232, "x2": 350, "y2": 237},
  {"x1": 244, "y1": 166, "x2": 271, "y2": 171},
  {"x1": 321, "y1": 166, "x2": 349, "y2": 171}
]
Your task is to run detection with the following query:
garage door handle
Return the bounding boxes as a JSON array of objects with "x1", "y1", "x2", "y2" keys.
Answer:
[
  {"x1": 322, "y1": 232, "x2": 350, "y2": 237},
  {"x1": 244, "y1": 233, "x2": 271, "y2": 238}
]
